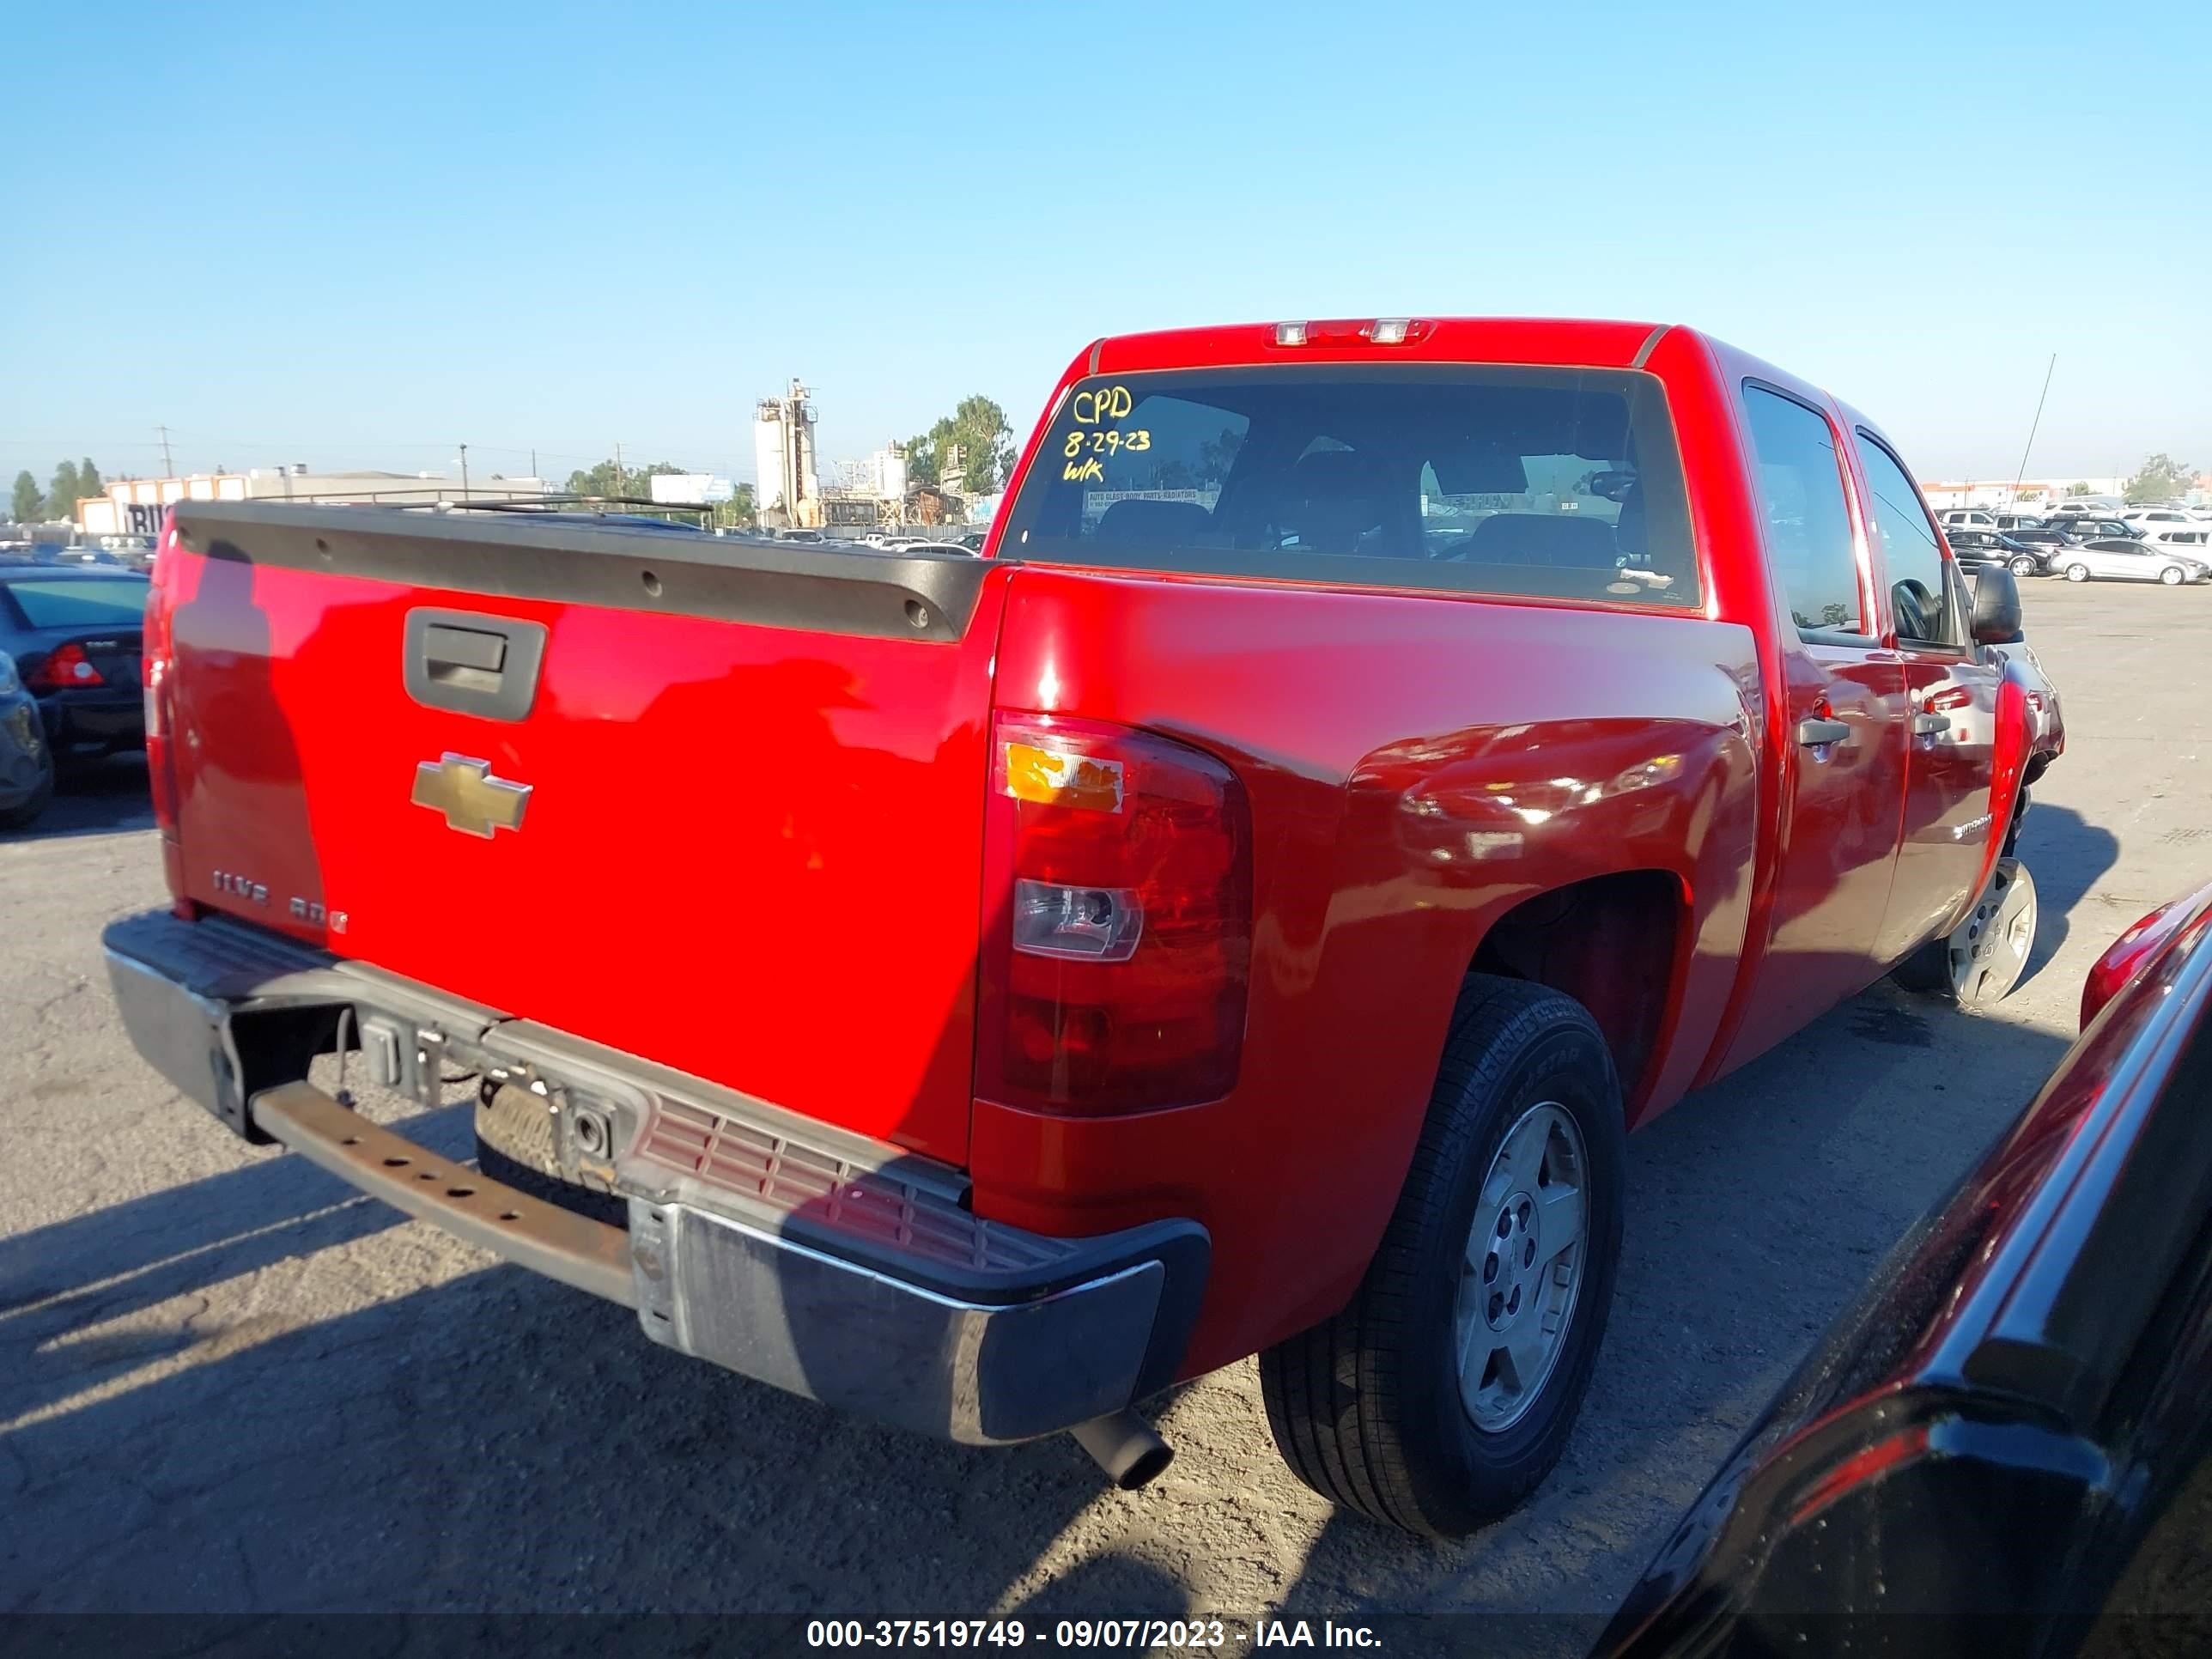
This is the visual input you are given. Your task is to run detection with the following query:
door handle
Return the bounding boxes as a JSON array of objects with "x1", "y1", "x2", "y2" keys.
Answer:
[
  {"x1": 1796, "y1": 717, "x2": 1851, "y2": 747},
  {"x1": 1911, "y1": 711, "x2": 1953, "y2": 737}
]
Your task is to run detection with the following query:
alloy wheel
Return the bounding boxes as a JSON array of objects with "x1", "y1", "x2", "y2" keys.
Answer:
[
  {"x1": 1455, "y1": 1102, "x2": 1588, "y2": 1432},
  {"x1": 1946, "y1": 858, "x2": 2038, "y2": 1006}
]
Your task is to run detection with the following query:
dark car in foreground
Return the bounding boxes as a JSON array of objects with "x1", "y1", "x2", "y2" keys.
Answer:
[
  {"x1": 0, "y1": 648, "x2": 53, "y2": 829},
  {"x1": 0, "y1": 566, "x2": 150, "y2": 763},
  {"x1": 1593, "y1": 878, "x2": 2212, "y2": 1657}
]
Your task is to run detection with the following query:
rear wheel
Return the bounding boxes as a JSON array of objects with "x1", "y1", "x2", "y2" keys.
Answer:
[
  {"x1": 2064, "y1": 562, "x2": 2091, "y2": 583},
  {"x1": 1259, "y1": 975, "x2": 1625, "y2": 1537},
  {"x1": 1892, "y1": 858, "x2": 2039, "y2": 1005}
]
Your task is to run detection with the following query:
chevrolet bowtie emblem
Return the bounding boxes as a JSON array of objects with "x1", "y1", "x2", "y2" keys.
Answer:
[{"x1": 411, "y1": 753, "x2": 532, "y2": 838}]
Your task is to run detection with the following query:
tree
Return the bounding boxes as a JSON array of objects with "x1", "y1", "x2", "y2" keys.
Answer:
[
  {"x1": 2067, "y1": 482, "x2": 2093, "y2": 497},
  {"x1": 904, "y1": 396, "x2": 1013, "y2": 498},
  {"x1": 46, "y1": 459, "x2": 82, "y2": 519},
  {"x1": 2125, "y1": 453, "x2": 2195, "y2": 505},
  {"x1": 10, "y1": 471, "x2": 41, "y2": 522},
  {"x1": 710, "y1": 483, "x2": 758, "y2": 531},
  {"x1": 77, "y1": 457, "x2": 104, "y2": 501}
]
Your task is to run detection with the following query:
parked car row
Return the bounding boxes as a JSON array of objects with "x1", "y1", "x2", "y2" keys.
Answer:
[
  {"x1": 1944, "y1": 520, "x2": 2212, "y2": 586},
  {"x1": 0, "y1": 541, "x2": 154, "y2": 572},
  {"x1": 759, "y1": 526, "x2": 989, "y2": 556},
  {"x1": 1940, "y1": 502, "x2": 2211, "y2": 534}
]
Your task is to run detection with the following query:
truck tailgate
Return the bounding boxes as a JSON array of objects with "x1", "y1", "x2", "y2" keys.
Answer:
[{"x1": 163, "y1": 504, "x2": 1006, "y2": 1164}]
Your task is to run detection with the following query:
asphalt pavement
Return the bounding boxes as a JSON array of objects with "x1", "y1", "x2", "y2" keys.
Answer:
[{"x1": 2, "y1": 578, "x2": 2206, "y2": 1628}]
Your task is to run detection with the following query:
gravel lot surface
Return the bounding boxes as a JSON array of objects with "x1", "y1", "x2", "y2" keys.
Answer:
[{"x1": 3, "y1": 577, "x2": 2204, "y2": 1631}]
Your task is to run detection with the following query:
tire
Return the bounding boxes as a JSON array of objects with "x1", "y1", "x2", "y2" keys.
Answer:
[
  {"x1": 1891, "y1": 858, "x2": 2039, "y2": 1005},
  {"x1": 2009, "y1": 556, "x2": 2039, "y2": 578},
  {"x1": 2160, "y1": 565, "x2": 2185, "y2": 586},
  {"x1": 1259, "y1": 975, "x2": 1626, "y2": 1537},
  {"x1": 0, "y1": 744, "x2": 55, "y2": 831},
  {"x1": 2064, "y1": 562, "x2": 2090, "y2": 583}
]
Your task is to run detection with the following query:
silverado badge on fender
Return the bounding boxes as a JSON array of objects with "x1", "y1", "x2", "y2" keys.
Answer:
[{"x1": 410, "y1": 753, "x2": 532, "y2": 838}]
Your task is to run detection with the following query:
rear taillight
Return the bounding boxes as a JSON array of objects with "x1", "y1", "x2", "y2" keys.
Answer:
[
  {"x1": 976, "y1": 713, "x2": 1251, "y2": 1116},
  {"x1": 144, "y1": 515, "x2": 184, "y2": 900},
  {"x1": 31, "y1": 642, "x2": 105, "y2": 689}
]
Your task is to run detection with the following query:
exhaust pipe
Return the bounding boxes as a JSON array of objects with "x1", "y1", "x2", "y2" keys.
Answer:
[{"x1": 1070, "y1": 1409, "x2": 1173, "y2": 1490}]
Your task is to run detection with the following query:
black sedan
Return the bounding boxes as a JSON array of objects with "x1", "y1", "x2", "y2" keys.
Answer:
[
  {"x1": 1947, "y1": 528, "x2": 2051, "y2": 577},
  {"x1": 0, "y1": 567, "x2": 151, "y2": 764},
  {"x1": 1593, "y1": 878, "x2": 2212, "y2": 1657}
]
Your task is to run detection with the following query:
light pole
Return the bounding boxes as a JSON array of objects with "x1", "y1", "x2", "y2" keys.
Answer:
[{"x1": 458, "y1": 444, "x2": 471, "y2": 501}]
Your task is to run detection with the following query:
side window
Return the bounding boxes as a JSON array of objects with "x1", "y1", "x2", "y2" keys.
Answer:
[
  {"x1": 1742, "y1": 386, "x2": 1863, "y2": 639},
  {"x1": 1854, "y1": 432, "x2": 1960, "y2": 647}
]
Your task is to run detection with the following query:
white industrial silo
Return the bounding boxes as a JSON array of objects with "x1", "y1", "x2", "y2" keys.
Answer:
[
  {"x1": 754, "y1": 402, "x2": 787, "y2": 515},
  {"x1": 753, "y1": 380, "x2": 821, "y2": 525}
]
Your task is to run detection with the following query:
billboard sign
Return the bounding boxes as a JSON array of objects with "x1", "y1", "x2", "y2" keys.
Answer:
[{"x1": 648, "y1": 473, "x2": 734, "y2": 505}]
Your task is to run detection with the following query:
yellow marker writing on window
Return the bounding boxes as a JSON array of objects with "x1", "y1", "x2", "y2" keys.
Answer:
[{"x1": 1070, "y1": 386, "x2": 1135, "y2": 425}]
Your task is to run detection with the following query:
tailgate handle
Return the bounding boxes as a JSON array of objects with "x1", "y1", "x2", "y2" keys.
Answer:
[
  {"x1": 422, "y1": 623, "x2": 508, "y2": 690},
  {"x1": 404, "y1": 608, "x2": 548, "y2": 722}
]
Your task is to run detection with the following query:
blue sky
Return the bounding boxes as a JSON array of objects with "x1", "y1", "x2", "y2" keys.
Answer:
[{"x1": 6, "y1": 0, "x2": 2205, "y2": 492}]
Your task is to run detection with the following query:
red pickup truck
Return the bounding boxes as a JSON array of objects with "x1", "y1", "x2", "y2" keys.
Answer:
[{"x1": 106, "y1": 317, "x2": 2063, "y2": 1536}]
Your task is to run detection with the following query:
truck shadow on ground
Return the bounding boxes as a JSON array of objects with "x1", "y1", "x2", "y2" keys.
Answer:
[
  {"x1": 0, "y1": 1099, "x2": 476, "y2": 1425},
  {"x1": 11, "y1": 752, "x2": 155, "y2": 842},
  {"x1": 2016, "y1": 801, "x2": 2120, "y2": 981},
  {"x1": 3, "y1": 1227, "x2": 1189, "y2": 1620}
]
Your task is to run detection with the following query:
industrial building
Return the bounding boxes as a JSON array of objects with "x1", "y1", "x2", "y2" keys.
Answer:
[
  {"x1": 757, "y1": 376, "x2": 970, "y2": 530},
  {"x1": 1917, "y1": 477, "x2": 2128, "y2": 512}
]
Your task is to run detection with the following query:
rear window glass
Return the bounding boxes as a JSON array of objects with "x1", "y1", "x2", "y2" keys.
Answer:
[
  {"x1": 5, "y1": 577, "x2": 149, "y2": 629},
  {"x1": 998, "y1": 367, "x2": 1699, "y2": 607}
]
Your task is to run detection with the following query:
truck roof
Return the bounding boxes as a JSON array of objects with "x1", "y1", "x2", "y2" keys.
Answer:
[
  {"x1": 1088, "y1": 317, "x2": 1672, "y2": 375},
  {"x1": 1069, "y1": 317, "x2": 1881, "y2": 479}
]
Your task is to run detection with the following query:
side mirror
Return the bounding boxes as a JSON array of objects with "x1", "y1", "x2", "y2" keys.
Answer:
[{"x1": 1972, "y1": 566, "x2": 2024, "y2": 645}]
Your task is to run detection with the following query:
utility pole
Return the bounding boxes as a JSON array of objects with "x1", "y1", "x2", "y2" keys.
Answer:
[
  {"x1": 157, "y1": 425, "x2": 174, "y2": 477},
  {"x1": 615, "y1": 441, "x2": 624, "y2": 499},
  {"x1": 2010, "y1": 354, "x2": 2057, "y2": 510},
  {"x1": 459, "y1": 443, "x2": 471, "y2": 501},
  {"x1": 530, "y1": 447, "x2": 537, "y2": 482}
]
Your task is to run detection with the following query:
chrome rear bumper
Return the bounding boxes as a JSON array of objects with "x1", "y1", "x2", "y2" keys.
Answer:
[{"x1": 103, "y1": 908, "x2": 1207, "y2": 1445}]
